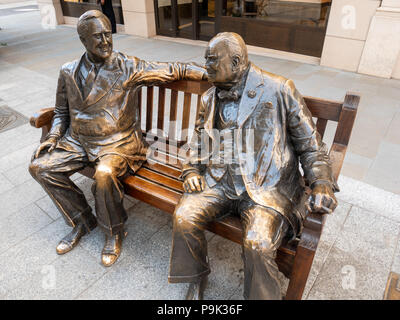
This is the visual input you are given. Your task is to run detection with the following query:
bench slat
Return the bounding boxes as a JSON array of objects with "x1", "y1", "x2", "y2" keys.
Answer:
[
  {"x1": 181, "y1": 92, "x2": 192, "y2": 135},
  {"x1": 146, "y1": 87, "x2": 154, "y2": 133},
  {"x1": 143, "y1": 159, "x2": 182, "y2": 179},
  {"x1": 169, "y1": 89, "x2": 179, "y2": 141},
  {"x1": 157, "y1": 87, "x2": 166, "y2": 132},
  {"x1": 136, "y1": 167, "x2": 184, "y2": 193}
]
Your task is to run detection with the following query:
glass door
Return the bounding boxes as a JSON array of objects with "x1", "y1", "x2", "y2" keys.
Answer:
[
  {"x1": 155, "y1": 0, "x2": 217, "y2": 41},
  {"x1": 196, "y1": 0, "x2": 216, "y2": 40}
]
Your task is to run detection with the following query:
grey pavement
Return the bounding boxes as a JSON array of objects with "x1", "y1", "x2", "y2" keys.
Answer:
[{"x1": 0, "y1": 2, "x2": 400, "y2": 300}]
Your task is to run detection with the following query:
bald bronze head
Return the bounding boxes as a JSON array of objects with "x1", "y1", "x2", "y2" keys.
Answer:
[
  {"x1": 205, "y1": 32, "x2": 249, "y2": 89},
  {"x1": 77, "y1": 10, "x2": 113, "y2": 63}
]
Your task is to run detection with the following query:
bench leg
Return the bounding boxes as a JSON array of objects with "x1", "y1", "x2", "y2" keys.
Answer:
[
  {"x1": 285, "y1": 212, "x2": 324, "y2": 300},
  {"x1": 284, "y1": 240, "x2": 317, "y2": 300}
]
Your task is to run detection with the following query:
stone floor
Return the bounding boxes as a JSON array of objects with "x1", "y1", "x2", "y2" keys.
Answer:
[{"x1": 0, "y1": 2, "x2": 399, "y2": 300}]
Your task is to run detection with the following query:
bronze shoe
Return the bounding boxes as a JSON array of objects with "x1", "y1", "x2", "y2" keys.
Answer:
[
  {"x1": 56, "y1": 222, "x2": 87, "y2": 255},
  {"x1": 101, "y1": 231, "x2": 127, "y2": 267},
  {"x1": 185, "y1": 276, "x2": 208, "y2": 300}
]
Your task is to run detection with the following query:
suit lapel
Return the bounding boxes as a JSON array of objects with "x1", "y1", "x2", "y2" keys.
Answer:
[
  {"x1": 204, "y1": 87, "x2": 217, "y2": 141},
  {"x1": 84, "y1": 51, "x2": 122, "y2": 107},
  {"x1": 71, "y1": 54, "x2": 85, "y2": 104},
  {"x1": 237, "y1": 63, "x2": 264, "y2": 128}
]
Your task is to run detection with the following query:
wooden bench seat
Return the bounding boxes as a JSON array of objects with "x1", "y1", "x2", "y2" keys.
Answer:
[{"x1": 30, "y1": 80, "x2": 359, "y2": 299}]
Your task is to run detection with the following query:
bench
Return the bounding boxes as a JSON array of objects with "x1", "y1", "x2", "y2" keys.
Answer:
[{"x1": 30, "y1": 80, "x2": 359, "y2": 300}]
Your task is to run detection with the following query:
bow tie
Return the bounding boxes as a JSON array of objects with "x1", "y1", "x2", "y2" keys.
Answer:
[{"x1": 217, "y1": 89, "x2": 241, "y2": 102}]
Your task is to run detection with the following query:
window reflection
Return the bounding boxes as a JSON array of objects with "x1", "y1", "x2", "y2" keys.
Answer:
[{"x1": 223, "y1": 0, "x2": 331, "y2": 28}]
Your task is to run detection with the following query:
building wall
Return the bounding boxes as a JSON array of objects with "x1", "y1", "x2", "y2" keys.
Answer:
[
  {"x1": 321, "y1": 0, "x2": 400, "y2": 79},
  {"x1": 39, "y1": 0, "x2": 400, "y2": 79}
]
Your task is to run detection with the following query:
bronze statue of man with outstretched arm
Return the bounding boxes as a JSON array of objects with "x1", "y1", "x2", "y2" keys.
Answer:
[
  {"x1": 168, "y1": 32, "x2": 338, "y2": 300},
  {"x1": 29, "y1": 10, "x2": 205, "y2": 267}
]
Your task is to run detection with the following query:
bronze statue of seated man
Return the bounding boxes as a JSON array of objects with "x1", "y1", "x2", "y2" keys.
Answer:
[
  {"x1": 168, "y1": 32, "x2": 338, "y2": 300},
  {"x1": 29, "y1": 10, "x2": 205, "y2": 267}
]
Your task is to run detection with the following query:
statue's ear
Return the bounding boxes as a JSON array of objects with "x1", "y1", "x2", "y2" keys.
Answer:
[
  {"x1": 79, "y1": 36, "x2": 86, "y2": 46},
  {"x1": 232, "y1": 54, "x2": 241, "y2": 71}
]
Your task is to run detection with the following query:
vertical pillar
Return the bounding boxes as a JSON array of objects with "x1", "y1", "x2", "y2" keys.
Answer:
[
  {"x1": 358, "y1": 0, "x2": 400, "y2": 79},
  {"x1": 121, "y1": 0, "x2": 156, "y2": 38},
  {"x1": 320, "y1": 0, "x2": 380, "y2": 72},
  {"x1": 37, "y1": 0, "x2": 64, "y2": 26}
]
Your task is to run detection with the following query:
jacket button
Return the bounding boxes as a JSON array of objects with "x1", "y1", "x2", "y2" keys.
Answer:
[{"x1": 247, "y1": 90, "x2": 256, "y2": 98}]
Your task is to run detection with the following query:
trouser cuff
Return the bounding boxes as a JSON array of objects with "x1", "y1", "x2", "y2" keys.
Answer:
[
  {"x1": 168, "y1": 269, "x2": 210, "y2": 284},
  {"x1": 97, "y1": 220, "x2": 126, "y2": 236},
  {"x1": 72, "y1": 207, "x2": 97, "y2": 232}
]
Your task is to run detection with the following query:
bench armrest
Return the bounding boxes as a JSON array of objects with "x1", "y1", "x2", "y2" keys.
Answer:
[{"x1": 30, "y1": 108, "x2": 55, "y2": 128}]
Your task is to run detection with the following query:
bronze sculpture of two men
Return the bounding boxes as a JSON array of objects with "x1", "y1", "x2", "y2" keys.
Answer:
[{"x1": 29, "y1": 10, "x2": 338, "y2": 299}]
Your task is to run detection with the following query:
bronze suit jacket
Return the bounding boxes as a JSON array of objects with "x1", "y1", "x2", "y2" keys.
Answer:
[
  {"x1": 182, "y1": 63, "x2": 338, "y2": 236},
  {"x1": 48, "y1": 51, "x2": 205, "y2": 171}
]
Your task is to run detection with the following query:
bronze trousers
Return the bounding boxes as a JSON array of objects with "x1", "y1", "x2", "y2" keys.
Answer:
[
  {"x1": 168, "y1": 183, "x2": 289, "y2": 300},
  {"x1": 29, "y1": 147, "x2": 128, "y2": 236}
]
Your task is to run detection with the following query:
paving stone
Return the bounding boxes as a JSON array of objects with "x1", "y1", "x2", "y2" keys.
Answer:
[
  {"x1": 3, "y1": 162, "x2": 32, "y2": 186},
  {"x1": 307, "y1": 245, "x2": 389, "y2": 300},
  {"x1": 364, "y1": 141, "x2": 400, "y2": 195},
  {"x1": 0, "y1": 123, "x2": 41, "y2": 158},
  {"x1": 337, "y1": 175, "x2": 400, "y2": 223},
  {"x1": 78, "y1": 200, "x2": 170, "y2": 264},
  {"x1": 0, "y1": 178, "x2": 46, "y2": 217},
  {"x1": 35, "y1": 195, "x2": 59, "y2": 220},
  {"x1": 6, "y1": 247, "x2": 107, "y2": 300},
  {"x1": 307, "y1": 206, "x2": 400, "y2": 300},
  {"x1": 77, "y1": 225, "x2": 173, "y2": 300},
  {"x1": 302, "y1": 201, "x2": 353, "y2": 298},
  {"x1": 0, "y1": 142, "x2": 36, "y2": 174},
  {"x1": 335, "y1": 206, "x2": 400, "y2": 269},
  {"x1": 391, "y1": 236, "x2": 400, "y2": 274},
  {"x1": 203, "y1": 235, "x2": 244, "y2": 300},
  {"x1": 0, "y1": 219, "x2": 67, "y2": 294},
  {"x1": 0, "y1": 202, "x2": 52, "y2": 254},
  {"x1": 0, "y1": 172, "x2": 14, "y2": 194}
]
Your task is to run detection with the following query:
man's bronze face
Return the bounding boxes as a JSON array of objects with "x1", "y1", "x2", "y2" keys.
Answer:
[
  {"x1": 81, "y1": 17, "x2": 113, "y2": 62},
  {"x1": 205, "y1": 41, "x2": 237, "y2": 88}
]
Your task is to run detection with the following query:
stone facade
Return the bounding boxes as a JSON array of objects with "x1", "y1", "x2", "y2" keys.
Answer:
[{"x1": 38, "y1": 0, "x2": 400, "y2": 79}]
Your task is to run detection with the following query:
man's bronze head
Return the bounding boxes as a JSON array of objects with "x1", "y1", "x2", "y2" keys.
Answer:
[
  {"x1": 77, "y1": 10, "x2": 113, "y2": 62},
  {"x1": 205, "y1": 32, "x2": 249, "y2": 89}
]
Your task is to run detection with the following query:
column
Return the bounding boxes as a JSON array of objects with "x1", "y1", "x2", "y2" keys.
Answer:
[
  {"x1": 320, "y1": 0, "x2": 380, "y2": 72},
  {"x1": 358, "y1": 0, "x2": 400, "y2": 79},
  {"x1": 121, "y1": 0, "x2": 156, "y2": 38}
]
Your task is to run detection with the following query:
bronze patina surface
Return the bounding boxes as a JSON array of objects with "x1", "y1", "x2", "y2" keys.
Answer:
[
  {"x1": 384, "y1": 272, "x2": 400, "y2": 300},
  {"x1": 168, "y1": 32, "x2": 338, "y2": 300},
  {"x1": 29, "y1": 10, "x2": 205, "y2": 267}
]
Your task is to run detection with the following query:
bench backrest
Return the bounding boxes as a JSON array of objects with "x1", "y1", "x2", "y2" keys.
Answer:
[{"x1": 138, "y1": 80, "x2": 359, "y2": 180}]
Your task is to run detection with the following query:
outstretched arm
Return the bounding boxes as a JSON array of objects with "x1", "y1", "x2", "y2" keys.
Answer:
[
  {"x1": 126, "y1": 57, "x2": 206, "y2": 87},
  {"x1": 282, "y1": 79, "x2": 338, "y2": 214}
]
